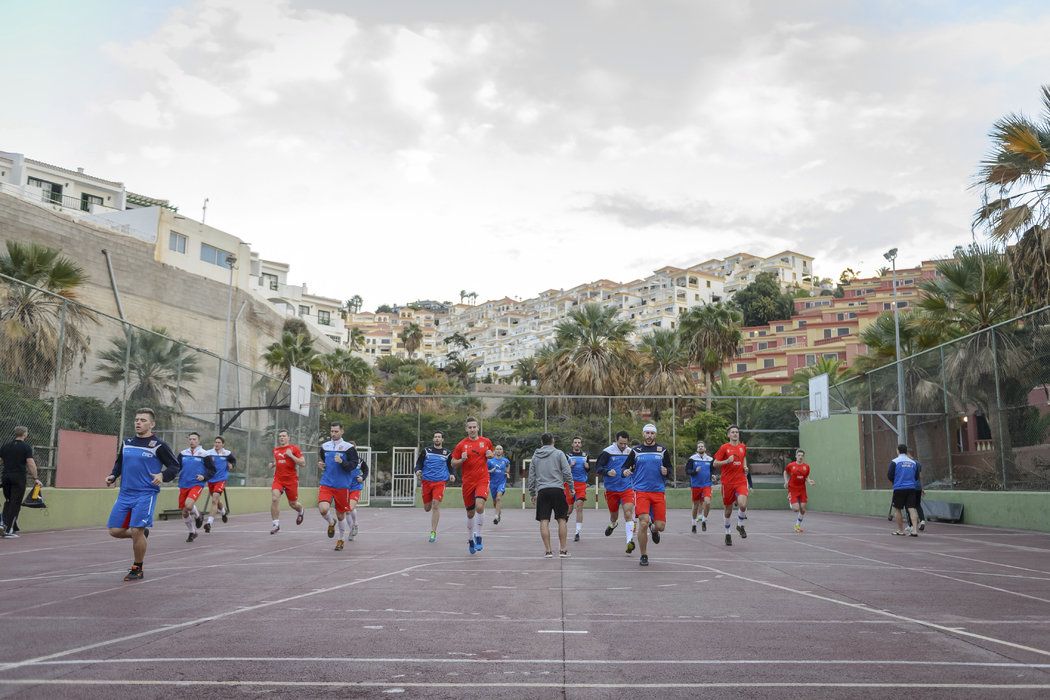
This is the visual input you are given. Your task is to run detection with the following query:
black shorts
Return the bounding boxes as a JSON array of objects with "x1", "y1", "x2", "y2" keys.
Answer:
[
  {"x1": 535, "y1": 487, "x2": 569, "y2": 522},
  {"x1": 892, "y1": 489, "x2": 919, "y2": 510}
]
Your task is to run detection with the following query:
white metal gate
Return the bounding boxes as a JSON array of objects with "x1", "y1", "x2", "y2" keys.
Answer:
[
  {"x1": 391, "y1": 447, "x2": 418, "y2": 507},
  {"x1": 356, "y1": 445, "x2": 371, "y2": 507},
  {"x1": 521, "y1": 458, "x2": 531, "y2": 508}
]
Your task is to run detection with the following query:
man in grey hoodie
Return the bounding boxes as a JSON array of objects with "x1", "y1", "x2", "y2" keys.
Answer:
[{"x1": 528, "y1": 432, "x2": 574, "y2": 558}]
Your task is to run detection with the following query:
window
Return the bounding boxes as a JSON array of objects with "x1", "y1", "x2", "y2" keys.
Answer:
[
  {"x1": 837, "y1": 327, "x2": 850, "y2": 336},
  {"x1": 200, "y1": 243, "x2": 234, "y2": 268},
  {"x1": 786, "y1": 336, "x2": 796, "y2": 345},
  {"x1": 824, "y1": 329, "x2": 833, "y2": 339},
  {"x1": 706, "y1": 280, "x2": 711, "y2": 288},
  {"x1": 763, "y1": 358, "x2": 775, "y2": 368},
  {"x1": 168, "y1": 231, "x2": 187, "y2": 254},
  {"x1": 298, "y1": 305, "x2": 310, "y2": 317},
  {"x1": 823, "y1": 353, "x2": 839, "y2": 361},
  {"x1": 805, "y1": 354, "x2": 817, "y2": 366},
  {"x1": 28, "y1": 176, "x2": 62, "y2": 204},
  {"x1": 261, "y1": 273, "x2": 278, "y2": 290},
  {"x1": 736, "y1": 363, "x2": 748, "y2": 372},
  {"x1": 797, "y1": 320, "x2": 807, "y2": 328},
  {"x1": 317, "y1": 310, "x2": 331, "y2": 326},
  {"x1": 758, "y1": 341, "x2": 768, "y2": 350},
  {"x1": 80, "y1": 193, "x2": 103, "y2": 212},
  {"x1": 775, "y1": 325, "x2": 784, "y2": 332}
]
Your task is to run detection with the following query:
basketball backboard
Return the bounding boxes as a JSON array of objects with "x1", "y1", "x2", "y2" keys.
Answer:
[
  {"x1": 808, "y1": 373, "x2": 830, "y2": 420},
  {"x1": 289, "y1": 365, "x2": 312, "y2": 417}
]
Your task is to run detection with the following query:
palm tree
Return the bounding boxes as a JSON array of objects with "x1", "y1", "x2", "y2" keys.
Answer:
[
  {"x1": 637, "y1": 329, "x2": 691, "y2": 403},
  {"x1": 789, "y1": 356, "x2": 849, "y2": 395},
  {"x1": 539, "y1": 303, "x2": 637, "y2": 402},
  {"x1": 94, "y1": 327, "x2": 201, "y2": 410},
  {"x1": 262, "y1": 330, "x2": 321, "y2": 386},
  {"x1": 444, "y1": 355, "x2": 475, "y2": 390},
  {"x1": 347, "y1": 295, "x2": 363, "y2": 314},
  {"x1": 318, "y1": 348, "x2": 374, "y2": 414},
  {"x1": 679, "y1": 303, "x2": 743, "y2": 411},
  {"x1": 459, "y1": 290, "x2": 467, "y2": 304},
  {"x1": 973, "y1": 85, "x2": 1050, "y2": 307},
  {"x1": 511, "y1": 357, "x2": 540, "y2": 386},
  {"x1": 398, "y1": 322, "x2": 424, "y2": 358},
  {"x1": 347, "y1": 327, "x2": 366, "y2": 351},
  {"x1": 0, "y1": 241, "x2": 95, "y2": 394}
]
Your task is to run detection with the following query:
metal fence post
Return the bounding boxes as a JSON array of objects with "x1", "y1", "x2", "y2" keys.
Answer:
[
  {"x1": 607, "y1": 397, "x2": 612, "y2": 445},
  {"x1": 990, "y1": 331, "x2": 1008, "y2": 489},
  {"x1": 48, "y1": 301, "x2": 68, "y2": 463},
  {"x1": 543, "y1": 396, "x2": 548, "y2": 433},
  {"x1": 117, "y1": 323, "x2": 133, "y2": 444},
  {"x1": 671, "y1": 395, "x2": 677, "y2": 487},
  {"x1": 939, "y1": 346, "x2": 954, "y2": 488}
]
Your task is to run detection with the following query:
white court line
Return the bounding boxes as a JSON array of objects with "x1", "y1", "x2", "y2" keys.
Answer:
[
  {"x1": 24, "y1": 657, "x2": 1050, "y2": 668},
  {"x1": 768, "y1": 534, "x2": 1050, "y2": 606},
  {"x1": 0, "y1": 680, "x2": 1048, "y2": 690},
  {"x1": 537, "y1": 630, "x2": 587, "y2": 634},
  {"x1": 928, "y1": 551, "x2": 1050, "y2": 576},
  {"x1": 666, "y1": 560, "x2": 1050, "y2": 659},
  {"x1": 0, "y1": 561, "x2": 440, "y2": 673}
]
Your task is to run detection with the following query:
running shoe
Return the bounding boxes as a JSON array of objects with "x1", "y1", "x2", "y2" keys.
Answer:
[
  {"x1": 559, "y1": 550, "x2": 571, "y2": 558},
  {"x1": 701, "y1": 520, "x2": 707, "y2": 532},
  {"x1": 221, "y1": 512, "x2": 229, "y2": 523},
  {"x1": 428, "y1": 531, "x2": 437, "y2": 543},
  {"x1": 793, "y1": 523, "x2": 802, "y2": 534},
  {"x1": 493, "y1": 515, "x2": 500, "y2": 525},
  {"x1": 327, "y1": 521, "x2": 335, "y2": 538},
  {"x1": 574, "y1": 532, "x2": 580, "y2": 542},
  {"x1": 474, "y1": 535, "x2": 483, "y2": 551},
  {"x1": 604, "y1": 522, "x2": 617, "y2": 536},
  {"x1": 469, "y1": 538, "x2": 477, "y2": 554},
  {"x1": 736, "y1": 524, "x2": 747, "y2": 539},
  {"x1": 919, "y1": 520, "x2": 926, "y2": 532},
  {"x1": 334, "y1": 539, "x2": 344, "y2": 551},
  {"x1": 296, "y1": 510, "x2": 304, "y2": 526},
  {"x1": 651, "y1": 523, "x2": 660, "y2": 544},
  {"x1": 194, "y1": 513, "x2": 204, "y2": 529},
  {"x1": 691, "y1": 523, "x2": 697, "y2": 534},
  {"x1": 347, "y1": 529, "x2": 355, "y2": 542},
  {"x1": 639, "y1": 554, "x2": 649, "y2": 567},
  {"x1": 204, "y1": 522, "x2": 211, "y2": 534},
  {"x1": 909, "y1": 532, "x2": 919, "y2": 538},
  {"x1": 3, "y1": 532, "x2": 19, "y2": 538},
  {"x1": 724, "y1": 533, "x2": 732, "y2": 546},
  {"x1": 186, "y1": 532, "x2": 197, "y2": 543},
  {"x1": 270, "y1": 524, "x2": 280, "y2": 535},
  {"x1": 351, "y1": 523, "x2": 359, "y2": 537},
  {"x1": 544, "y1": 551, "x2": 553, "y2": 559},
  {"x1": 626, "y1": 540, "x2": 635, "y2": 554},
  {"x1": 123, "y1": 566, "x2": 144, "y2": 581}
]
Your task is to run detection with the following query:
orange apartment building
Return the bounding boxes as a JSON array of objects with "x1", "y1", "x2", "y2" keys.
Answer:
[{"x1": 726, "y1": 261, "x2": 941, "y2": 393}]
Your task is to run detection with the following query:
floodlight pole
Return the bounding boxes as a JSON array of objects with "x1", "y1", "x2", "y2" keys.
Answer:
[{"x1": 888, "y1": 252, "x2": 907, "y2": 444}]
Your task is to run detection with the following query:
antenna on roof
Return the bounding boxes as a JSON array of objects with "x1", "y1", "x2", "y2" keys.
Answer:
[{"x1": 202, "y1": 197, "x2": 209, "y2": 223}]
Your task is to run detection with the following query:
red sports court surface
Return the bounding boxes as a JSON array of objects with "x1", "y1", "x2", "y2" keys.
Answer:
[{"x1": 1, "y1": 507, "x2": 1049, "y2": 698}]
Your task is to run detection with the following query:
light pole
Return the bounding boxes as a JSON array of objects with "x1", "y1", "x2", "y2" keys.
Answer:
[
  {"x1": 216, "y1": 253, "x2": 237, "y2": 431},
  {"x1": 884, "y1": 248, "x2": 907, "y2": 444}
]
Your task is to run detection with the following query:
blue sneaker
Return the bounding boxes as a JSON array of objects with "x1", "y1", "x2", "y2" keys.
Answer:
[
  {"x1": 474, "y1": 535, "x2": 483, "y2": 551},
  {"x1": 468, "y1": 538, "x2": 476, "y2": 554}
]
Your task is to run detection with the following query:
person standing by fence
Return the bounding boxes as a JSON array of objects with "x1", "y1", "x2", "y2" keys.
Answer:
[{"x1": 1, "y1": 426, "x2": 41, "y2": 538}]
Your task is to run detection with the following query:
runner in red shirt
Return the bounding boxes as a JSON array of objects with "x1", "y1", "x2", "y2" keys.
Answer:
[
  {"x1": 451, "y1": 416, "x2": 494, "y2": 555},
  {"x1": 269, "y1": 429, "x2": 306, "y2": 535},
  {"x1": 713, "y1": 425, "x2": 749, "y2": 546},
  {"x1": 784, "y1": 448, "x2": 815, "y2": 533}
]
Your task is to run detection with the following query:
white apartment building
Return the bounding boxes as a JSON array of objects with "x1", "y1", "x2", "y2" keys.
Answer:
[
  {"x1": 0, "y1": 151, "x2": 130, "y2": 215},
  {"x1": 350, "y1": 306, "x2": 447, "y2": 363},
  {"x1": 249, "y1": 258, "x2": 346, "y2": 346},
  {"x1": 698, "y1": 250, "x2": 815, "y2": 295}
]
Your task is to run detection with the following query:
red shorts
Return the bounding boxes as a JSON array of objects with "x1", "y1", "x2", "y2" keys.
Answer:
[
  {"x1": 565, "y1": 481, "x2": 587, "y2": 505},
  {"x1": 635, "y1": 491, "x2": 666, "y2": 523},
  {"x1": 605, "y1": 489, "x2": 635, "y2": 514},
  {"x1": 178, "y1": 485, "x2": 204, "y2": 509},
  {"x1": 422, "y1": 480, "x2": 446, "y2": 505},
  {"x1": 318, "y1": 485, "x2": 351, "y2": 513},
  {"x1": 691, "y1": 486, "x2": 712, "y2": 502},
  {"x1": 272, "y1": 477, "x2": 299, "y2": 503},
  {"x1": 721, "y1": 480, "x2": 749, "y2": 506},
  {"x1": 347, "y1": 489, "x2": 362, "y2": 510},
  {"x1": 207, "y1": 480, "x2": 227, "y2": 495},
  {"x1": 461, "y1": 476, "x2": 490, "y2": 508},
  {"x1": 788, "y1": 488, "x2": 807, "y2": 505}
]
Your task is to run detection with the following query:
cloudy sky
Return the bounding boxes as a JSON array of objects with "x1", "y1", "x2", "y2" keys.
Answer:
[{"x1": 3, "y1": 0, "x2": 1049, "y2": 308}]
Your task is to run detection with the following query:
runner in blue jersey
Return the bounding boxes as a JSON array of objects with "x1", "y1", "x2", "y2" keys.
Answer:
[
  {"x1": 488, "y1": 445, "x2": 511, "y2": 525},
  {"x1": 622, "y1": 424, "x2": 672, "y2": 567},
  {"x1": 177, "y1": 432, "x2": 215, "y2": 543},
  {"x1": 203, "y1": 436, "x2": 236, "y2": 533},
  {"x1": 416, "y1": 431, "x2": 454, "y2": 542},
  {"x1": 105, "y1": 408, "x2": 180, "y2": 581},
  {"x1": 566, "y1": 437, "x2": 589, "y2": 542},
  {"x1": 596, "y1": 431, "x2": 637, "y2": 554},
  {"x1": 317, "y1": 422, "x2": 359, "y2": 551},
  {"x1": 888, "y1": 444, "x2": 922, "y2": 537},
  {"x1": 685, "y1": 441, "x2": 714, "y2": 533},
  {"x1": 345, "y1": 452, "x2": 368, "y2": 542}
]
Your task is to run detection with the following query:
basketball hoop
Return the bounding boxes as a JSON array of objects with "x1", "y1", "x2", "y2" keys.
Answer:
[{"x1": 794, "y1": 409, "x2": 816, "y2": 424}]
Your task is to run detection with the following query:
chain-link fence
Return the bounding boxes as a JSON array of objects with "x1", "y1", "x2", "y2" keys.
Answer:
[
  {"x1": 0, "y1": 272, "x2": 320, "y2": 486},
  {"x1": 831, "y1": 305, "x2": 1050, "y2": 492},
  {"x1": 318, "y1": 391, "x2": 805, "y2": 500}
]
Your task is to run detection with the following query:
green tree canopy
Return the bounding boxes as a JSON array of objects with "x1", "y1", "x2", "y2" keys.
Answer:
[{"x1": 730, "y1": 272, "x2": 795, "y2": 327}]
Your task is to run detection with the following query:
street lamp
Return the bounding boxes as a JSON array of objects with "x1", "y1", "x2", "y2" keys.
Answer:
[
  {"x1": 884, "y1": 248, "x2": 907, "y2": 444},
  {"x1": 216, "y1": 253, "x2": 237, "y2": 431}
]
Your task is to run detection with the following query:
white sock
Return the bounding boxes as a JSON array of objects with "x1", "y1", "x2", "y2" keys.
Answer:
[
  {"x1": 474, "y1": 518, "x2": 483, "y2": 538},
  {"x1": 191, "y1": 506, "x2": 200, "y2": 517},
  {"x1": 218, "y1": 507, "x2": 227, "y2": 516},
  {"x1": 724, "y1": 516, "x2": 732, "y2": 532},
  {"x1": 575, "y1": 523, "x2": 582, "y2": 534},
  {"x1": 700, "y1": 515, "x2": 706, "y2": 522},
  {"x1": 337, "y1": 519, "x2": 346, "y2": 536},
  {"x1": 467, "y1": 514, "x2": 475, "y2": 536},
  {"x1": 625, "y1": 520, "x2": 635, "y2": 543},
  {"x1": 349, "y1": 510, "x2": 357, "y2": 525},
  {"x1": 737, "y1": 511, "x2": 746, "y2": 524},
  {"x1": 272, "y1": 519, "x2": 280, "y2": 527},
  {"x1": 183, "y1": 515, "x2": 194, "y2": 532},
  {"x1": 207, "y1": 515, "x2": 214, "y2": 525}
]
